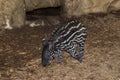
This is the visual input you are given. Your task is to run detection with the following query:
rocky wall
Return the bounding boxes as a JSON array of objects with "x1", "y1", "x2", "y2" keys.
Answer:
[
  {"x1": 0, "y1": 0, "x2": 25, "y2": 29},
  {"x1": 0, "y1": 0, "x2": 120, "y2": 29},
  {"x1": 63, "y1": 0, "x2": 120, "y2": 17}
]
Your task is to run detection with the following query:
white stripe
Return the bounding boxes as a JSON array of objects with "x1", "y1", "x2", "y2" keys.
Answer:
[
  {"x1": 62, "y1": 27, "x2": 86, "y2": 44},
  {"x1": 55, "y1": 23, "x2": 82, "y2": 43}
]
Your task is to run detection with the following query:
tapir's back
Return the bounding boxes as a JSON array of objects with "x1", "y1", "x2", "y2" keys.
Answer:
[
  {"x1": 49, "y1": 20, "x2": 87, "y2": 49},
  {"x1": 42, "y1": 20, "x2": 87, "y2": 66}
]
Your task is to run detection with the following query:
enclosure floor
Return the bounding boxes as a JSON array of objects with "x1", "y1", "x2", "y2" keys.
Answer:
[{"x1": 0, "y1": 13, "x2": 120, "y2": 80}]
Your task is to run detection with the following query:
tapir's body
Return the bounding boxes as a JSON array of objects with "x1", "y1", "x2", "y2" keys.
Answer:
[{"x1": 42, "y1": 20, "x2": 87, "y2": 66}]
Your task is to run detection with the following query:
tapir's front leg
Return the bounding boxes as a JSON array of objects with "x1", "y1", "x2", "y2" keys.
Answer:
[{"x1": 57, "y1": 50, "x2": 62, "y2": 64}]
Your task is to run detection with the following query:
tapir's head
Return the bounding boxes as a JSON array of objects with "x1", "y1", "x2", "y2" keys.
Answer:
[{"x1": 41, "y1": 39, "x2": 54, "y2": 66}]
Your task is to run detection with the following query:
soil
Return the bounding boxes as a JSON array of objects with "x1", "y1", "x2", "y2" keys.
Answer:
[{"x1": 0, "y1": 9, "x2": 120, "y2": 80}]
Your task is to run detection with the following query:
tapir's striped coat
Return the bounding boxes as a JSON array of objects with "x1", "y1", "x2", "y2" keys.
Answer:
[{"x1": 42, "y1": 20, "x2": 87, "y2": 66}]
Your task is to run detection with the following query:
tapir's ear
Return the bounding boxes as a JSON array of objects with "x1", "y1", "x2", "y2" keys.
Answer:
[{"x1": 42, "y1": 38, "x2": 48, "y2": 46}]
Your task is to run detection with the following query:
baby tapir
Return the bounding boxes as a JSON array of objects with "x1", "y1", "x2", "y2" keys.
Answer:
[{"x1": 42, "y1": 20, "x2": 87, "y2": 66}]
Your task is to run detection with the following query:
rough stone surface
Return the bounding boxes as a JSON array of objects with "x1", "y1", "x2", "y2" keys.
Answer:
[
  {"x1": 25, "y1": 0, "x2": 120, "y2": 14},
  {"x1": 0, "y1": 0, "x2": 120, "y2": 29},
  {"x1": 110, "y1": 0, "x2": 120, "y2": 11},
  {"x1": 63, "y1": 0, "x2": 120, "y2": 17},
  {"x1": 25, "y1": 0, "x2": 61, "y2": 11},
  {"x1": 0, "y1": 0, "x2": 25, "y2": 29}
]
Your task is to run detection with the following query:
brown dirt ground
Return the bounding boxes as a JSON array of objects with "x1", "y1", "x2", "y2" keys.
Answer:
[{"x1": 0, "y1": 10, "x2": 120, "y2": 80}]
